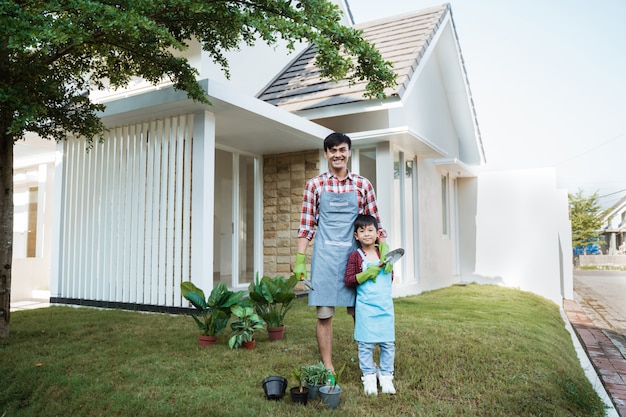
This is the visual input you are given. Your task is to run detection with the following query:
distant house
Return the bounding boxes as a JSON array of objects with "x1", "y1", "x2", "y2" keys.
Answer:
[
  {"x1": 600, "y1": 196, "x2": 626, "y2": 255},
  {"x1": 12, "y1": 2, "x2": 573, "y2": 309}
]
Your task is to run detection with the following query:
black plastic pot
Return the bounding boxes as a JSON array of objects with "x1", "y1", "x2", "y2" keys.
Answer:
[
  {"x1": 290, "y1": 386, "x2": 309, "y2": 405},
  {"x1": 262, "y1": 376, "x2": 287, "y2": 400}
]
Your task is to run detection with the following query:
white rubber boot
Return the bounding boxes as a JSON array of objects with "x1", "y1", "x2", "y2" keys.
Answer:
[
  {"x1": 361, "y1": 373, "x2": 378, "y2": 396},
  {"x1": 378, "y1": 374, "x2": 396, "y2": 394}
]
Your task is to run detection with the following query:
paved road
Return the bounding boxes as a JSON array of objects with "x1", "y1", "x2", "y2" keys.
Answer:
[{"x1": 574, "y1": 270, "x2": 626, "y2": 357}]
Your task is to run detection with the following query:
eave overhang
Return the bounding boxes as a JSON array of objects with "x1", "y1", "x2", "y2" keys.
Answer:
[
  {"x1": 97, "y1": 79, "x2": 332, "y2": 155},
  {"x1": 348, "y1": 126, "x2": 447, "y2": 158}
]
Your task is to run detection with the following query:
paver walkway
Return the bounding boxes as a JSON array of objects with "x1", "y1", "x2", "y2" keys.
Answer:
[{"x1": 564, "y1": 298, "x2": 626, "y2": 416}]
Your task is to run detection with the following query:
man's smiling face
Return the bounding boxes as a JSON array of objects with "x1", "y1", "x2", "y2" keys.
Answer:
[{"x1": 324, "y1": 142, "x2": 351, "y2": 175}]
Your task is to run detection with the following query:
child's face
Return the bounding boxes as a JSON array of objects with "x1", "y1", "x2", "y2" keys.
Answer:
[{"x1": 355, "y1": 224, "x2": 379, "y2": 246}]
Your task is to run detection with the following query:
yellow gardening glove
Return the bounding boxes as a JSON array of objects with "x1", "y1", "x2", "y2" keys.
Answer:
[
  {"x1": 293, "y1": 252, "x2": 307, "y2": 279},
  {"x1": 356, "y1": 264, "x2": 381, "y2": 284}
]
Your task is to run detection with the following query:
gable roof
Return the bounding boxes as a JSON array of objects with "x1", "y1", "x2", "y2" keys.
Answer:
[{"x1": 257, "y1": 4, "x2": 450, "y2": 112}]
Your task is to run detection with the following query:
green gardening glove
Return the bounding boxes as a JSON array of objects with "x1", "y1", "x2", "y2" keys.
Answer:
[
  {"x1": 379, "y1": 242, "x2": 390, "y2": 260},
  {"x1": 356, "y1": 264, "x2": 381, "y2": 284},
  {"x1": 293, "y1": 252, "x2": 307, "y2": 279},
  {"x1": 378, "y1": 242, "x2": 394, "y2": 274}
]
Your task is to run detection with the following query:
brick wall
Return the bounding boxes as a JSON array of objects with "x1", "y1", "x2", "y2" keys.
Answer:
[{"x1": 263, "y1": 150, "x2": 320, "y2": 278}]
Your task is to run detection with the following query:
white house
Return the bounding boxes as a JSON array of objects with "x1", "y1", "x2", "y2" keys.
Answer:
[
  {"x1": 601, "y1": 196, "x2": 626, "y2": 255},
  {"x1": 13, "y1": 2, "x2": 573, "y2": 310}
]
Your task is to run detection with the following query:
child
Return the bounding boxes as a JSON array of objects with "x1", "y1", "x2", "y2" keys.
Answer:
[{"x1": 344, "y1": 214, "x2": 396, "y2": 395}]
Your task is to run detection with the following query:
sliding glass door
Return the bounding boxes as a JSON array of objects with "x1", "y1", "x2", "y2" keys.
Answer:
[{"x1": 213, "y1": 148, "x2": 261, "y2": 289}]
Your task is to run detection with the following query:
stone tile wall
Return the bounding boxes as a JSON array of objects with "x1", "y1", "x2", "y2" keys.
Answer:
[{"x1": 263, "y1": 150, "x2": 320, "y2": 277}]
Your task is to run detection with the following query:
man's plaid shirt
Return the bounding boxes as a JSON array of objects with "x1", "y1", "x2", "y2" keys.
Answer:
[{"x1": 297, "y1": 171, "x2": 388, "y2": 241}]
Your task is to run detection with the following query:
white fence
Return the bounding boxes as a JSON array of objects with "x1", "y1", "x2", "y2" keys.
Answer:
[{"x1": 58, "y1": 115, "x2": 195, "y2": 307}]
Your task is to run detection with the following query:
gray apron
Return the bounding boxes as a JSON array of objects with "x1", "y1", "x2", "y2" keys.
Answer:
[
  {"x1": 308, "y1": 190, "x2": 358, "y2": 307},
  {"x1": 354, "y1": 249, "x2": 395, "y2": 343}
]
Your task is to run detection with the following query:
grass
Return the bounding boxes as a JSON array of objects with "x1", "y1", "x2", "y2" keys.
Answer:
[{"x1": 0, "y1": 284, "x2": 607, "y2": 417}]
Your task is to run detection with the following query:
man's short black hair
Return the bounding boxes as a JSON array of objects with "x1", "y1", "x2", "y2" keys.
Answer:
[
  {"x1": 354, "y1": 214, "x2": 377, "y2": 232},
  {"x1": 323, "y1": 132, "x2": 351, "y2": 151}
]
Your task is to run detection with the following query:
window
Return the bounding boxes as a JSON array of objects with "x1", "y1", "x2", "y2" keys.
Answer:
[{"x1": 13, "y1": 167, "x2": 44, "y2": 258}]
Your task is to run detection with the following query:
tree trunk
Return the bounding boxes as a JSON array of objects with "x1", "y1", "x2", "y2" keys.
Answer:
[{"x1": 0, "y1": 131, "x2": 13, "y2": 338}]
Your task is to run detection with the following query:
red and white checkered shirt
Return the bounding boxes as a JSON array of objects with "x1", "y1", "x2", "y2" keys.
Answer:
[{"x1": 298, "y1": 171, "x2": 387, "y2": 240}]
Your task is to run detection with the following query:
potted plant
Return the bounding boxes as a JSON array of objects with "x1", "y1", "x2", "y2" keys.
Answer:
[
  {"x1": 248, "y1": 273, "x2": 299, "y2": 341},
  {"x1": 318, "y1": 364, "x2": 345, "y2": 409},
  {"x1": 302, "y1": 362, "x2": 333, "y2": 400},
  {"x1": 180, "y1": 281, "x2": 246, "y2": 346},
  {"x1": 289, "y1": 367, "x2": 309, "y2": 405},
  {"x1": 228, "y1": 304, "x2": 266, "y2": 350}
]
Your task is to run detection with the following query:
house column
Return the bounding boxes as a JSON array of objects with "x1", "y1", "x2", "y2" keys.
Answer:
[
  {"x1": 191, "y1": 111, "x2": 216, "y2": 290},
  {"x1": 375, "y1": 141, "x2": 394, "y2": 237},
  {"x1": 50, "y1": 142, "x2": 65, "y2": 298}
]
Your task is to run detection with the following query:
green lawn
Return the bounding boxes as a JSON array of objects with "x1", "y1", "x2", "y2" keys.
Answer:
[{"x1": 0, "y1": 284, "x2": 607, "y2": 416}]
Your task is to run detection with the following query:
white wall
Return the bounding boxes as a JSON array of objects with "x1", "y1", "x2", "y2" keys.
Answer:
[
  {"x1": 12, "y1": 161, "x2": 55, "y2": 300},
  {"x1": 471, "y1": 168, "x2": 570, "y2": 304},
  {"x1": 395, "y1": 48, "x2": 460, "y2": 159},
  {"x1": 414, "y1": 158, "x2": 458, "y2": 291}
]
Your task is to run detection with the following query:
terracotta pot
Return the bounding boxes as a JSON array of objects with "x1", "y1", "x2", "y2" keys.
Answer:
[
  {"x1": 267, "y1": 325, "x2": 285, "y2": 341},
  {"x1": 198, "y1": 335, "x2": 218, "y2": 347},
  {"x1": 290, "y1": 386, "x2": 309, "y2": 405},
  {"x1": 242, "y1": 339, "x2": 256, "y2": 350}
]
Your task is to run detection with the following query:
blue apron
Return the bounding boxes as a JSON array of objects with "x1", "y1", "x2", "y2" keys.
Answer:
[
  {"x1": 308, "y1": 190, "x2": 358, "y2": 307},
  {"x1": 354, "y1": 249, "x2": 395, "y2": 343}
]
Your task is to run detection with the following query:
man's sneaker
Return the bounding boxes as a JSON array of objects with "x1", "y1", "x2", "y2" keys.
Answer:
[
  {"x1": 378, "y1": 374, "x2": 396, "y2": 394},
  {"x1": 361, "y1": 373, "x2": 378, "y2": 396}
]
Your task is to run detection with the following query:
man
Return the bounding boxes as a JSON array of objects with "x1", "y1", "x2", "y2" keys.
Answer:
[{"x1": 294, "y1": 132, "x2": 387, "y2": 372}]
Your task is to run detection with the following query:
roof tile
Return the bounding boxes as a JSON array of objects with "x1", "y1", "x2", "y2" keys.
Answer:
[{"x1": 257, "y1": 4, "x2": 450, "y2": 111}]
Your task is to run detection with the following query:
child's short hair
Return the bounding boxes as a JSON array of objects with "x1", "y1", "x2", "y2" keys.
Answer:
[{"x1": 354, "y1": 214, "x2": 377, "y2": 232}]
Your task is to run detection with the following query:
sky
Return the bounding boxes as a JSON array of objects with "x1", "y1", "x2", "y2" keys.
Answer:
[{"x1": 348, "y1": 0, "x2": 626, "y2": 209}]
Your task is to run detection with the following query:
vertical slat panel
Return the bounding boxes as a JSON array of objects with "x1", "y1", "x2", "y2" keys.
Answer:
[
  {"x1": 91, "y1": 134, "x2": 102, "y2": 300},
  {"x1": 60, "y1": 140, "x2": 70, "y2": 297},
  {"x1": 58, "y1": 114, "x2": 196, "y2": 308},
  {"x1": 78, "y1": 137, "x2": 90, "y2": 298},
  {"x1": 137, "y1": 123, "x2": 151, "y2": 304},
  {"x1": 148, "y1": 120, "x2": 160, "y2": 305},
  {"x1": 122, "y1": 125, "x2": 133, "y2": 303},
  {"x1": 98, "y1": 131, "x2": 112, "y2": 300},
  {"x1": 172, "y1": 116, "x2": 184, "y2": 303},
  {"x1": 70, "y1": 138, "x2": 84, "y2": 298},
  {"x1": 127, "y1": 124, "x2": 138, "y2": 303},
  {"x1": 180, "y1": 114, "x2": 193, "y2": 301},
  {"x1": 62, "y1": 140, "x2": 75, "y2": 298},
  {"x1": 164, "y1": 118, "x2": 176, "y2": 305},
  {"x1": 157, "y1": 120, "x2": 168, "y2": 305},
  {"x1": 114, "y1": 126, "x2": 126, "y2": 302},
  {"x1": 84, "y1": 137, "x2": 97, "y2": 299},
  {"x1": 108, "y1": 128, "x2": 121, "y2": 301},
  {"x1": 133, "y1": 123, "x2": 145, "y2": 303}
]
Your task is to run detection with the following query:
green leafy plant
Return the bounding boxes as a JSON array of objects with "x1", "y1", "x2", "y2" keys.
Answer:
[
  {"x1": 327, "y1": 363, "x2": 346, "y2": 392},
  {"x1": 291, "y1": 367, "x2": 305, "y2": 393},
  {"x1": 248, "y1": 273, "x2": 299, "y2": 328},
  {"x1": 180, "y1": 282, "x2": 246, "y2": 336},
  {"x1": 302, "y1": 362, "x2": 333, "y2": 386},
  {"x1": 228, "y1": 305, "x2": 266, "y2": 349}
]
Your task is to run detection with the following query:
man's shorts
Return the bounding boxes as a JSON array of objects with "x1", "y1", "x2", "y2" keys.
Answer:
[{"x1": 317, "y1": 306, "x2": 355, "y2": 319}]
